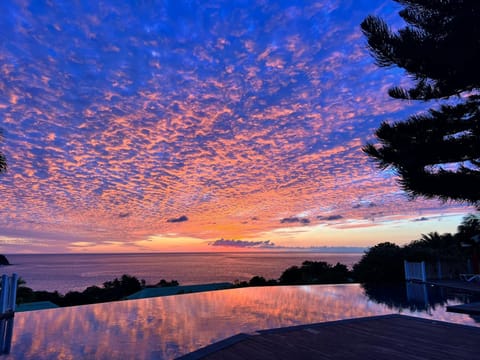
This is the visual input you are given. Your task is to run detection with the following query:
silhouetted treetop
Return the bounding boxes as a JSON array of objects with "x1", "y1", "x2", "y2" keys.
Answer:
[
  {"x1": 361, "y1": 1, "x2": 480, "y2": 100},
  {"x1": 353, "y1": 242, "x2": 404, "y2": 283},
  {"x1": 279, "y1": 261, "x2": 351, "y2": 284},
  {"x1": 361, "y1": 1, "x2": 480, "y2": 204},
  {"x1": 457, "y1": 214, "x2": 480, "y2": 242}
]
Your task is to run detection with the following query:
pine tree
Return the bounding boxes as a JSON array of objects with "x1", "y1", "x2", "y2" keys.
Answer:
[{"x1": 361, "y1": 1, "x2": 480, "y2": 204}]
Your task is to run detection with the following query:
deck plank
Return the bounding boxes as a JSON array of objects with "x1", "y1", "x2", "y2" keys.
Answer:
[
  {"x1": 447, "y1": 301, "x2": 480, "y2": 315},
  {"x1": 178, "y1": 315, "x2": 480, "y2": 360},
  {"x1": 426, "y1": 279, "x2": 480, "y2": 293}
]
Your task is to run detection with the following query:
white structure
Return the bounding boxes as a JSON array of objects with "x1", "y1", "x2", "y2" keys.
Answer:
[
  {"x1": 405, "y1": 282, "x2": 429, "y2": 306},
  {"x1": 0, "y1": 274, "x2": 18, "y2": 317},
  {"x1": 0, "y1": 274, "x2": 18, "y2": 355},
  {"x1": 404, "y1": 261, "x2": 426, "y2": 282}
]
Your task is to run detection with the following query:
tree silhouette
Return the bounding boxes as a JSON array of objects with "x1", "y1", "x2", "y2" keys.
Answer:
[
  {"x1": 456, "y1": 214, "x2": 480, "y2": 273},
  {"x1": 361, "y1": 1, "x2": 480, "y2": 204},
  {"x1": 403, "y1": 231, "x2": 466, "y2": 262},
  {"x1": 353, "y1": 242, "x2": 404, "y2": 283},
  {"x1": 457, "y1": 214, "x2": 480, "y2": 239},
  {"x1": 279, "y1": 261, "x2": 351, "y2": 284}
]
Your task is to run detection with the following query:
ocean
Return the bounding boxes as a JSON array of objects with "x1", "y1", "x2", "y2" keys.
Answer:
[{"x1": 3, "y1": 252, "x2": 362, "y2": 293}]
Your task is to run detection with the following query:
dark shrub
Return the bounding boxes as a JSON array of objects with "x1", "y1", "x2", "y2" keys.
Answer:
[
  {"x1": 249, "y1": 276, "x2": 267, "y2": 286},
  {"x1": 279, "y1": 261, "x2": 352, "y2": 285},
  {"x1": 353, "y1": 242, "x2": 404, "y2": 283}
]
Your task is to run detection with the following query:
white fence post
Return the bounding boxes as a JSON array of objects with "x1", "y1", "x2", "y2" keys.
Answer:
[
  {"x1": 436, "y1": 260, "x2": 442, "y2": 279},
  {"x1": 420, "y1": 261, "x2": 426, "y2": 282},
  {"x1": 404, "y1": 261, "x2": 427, "y2": 282},
  {"x1": 0, "y1": 274, "x2": 18, "y2": 316},
  {"x1": 0, "y1": 275, "x2": 8, "y2": 315},
  {"x1": 404, "y1": 260, "x2": 410, "y2": 280},
  {"x1": 9, "y1": 274, "x2": 17, "y2": 313}
]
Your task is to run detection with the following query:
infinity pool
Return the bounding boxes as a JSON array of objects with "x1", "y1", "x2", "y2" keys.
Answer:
[{"x1": 3, "y1": 283, "x2": 479, "y2": 359}]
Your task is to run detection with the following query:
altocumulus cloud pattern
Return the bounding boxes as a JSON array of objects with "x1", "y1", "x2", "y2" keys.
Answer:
[{"x1": 0, "y1": 0, "x2": 471, "y2": 251}]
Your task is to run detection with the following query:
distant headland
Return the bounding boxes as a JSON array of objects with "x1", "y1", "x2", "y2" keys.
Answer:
[{"x1": 0, "y1": 254, "x2": 10, "y2": 266}]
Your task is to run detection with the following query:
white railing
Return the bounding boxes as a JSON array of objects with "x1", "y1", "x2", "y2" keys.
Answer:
[
  {"x1": 405, "y1": 282, "x2": 429, "y2": 306},
  {"x1": 404, "y1": 261, "x2": 426, "y2": 282},
  {"x1": 0, "y1": 274, "x2": 18, "y2": 317},
  {"x1": 0, "y1": 317, "x2": 13, "y2": 354},
  {"x1": 0, "y1": 274, "x2": 16, "y2": 355}
]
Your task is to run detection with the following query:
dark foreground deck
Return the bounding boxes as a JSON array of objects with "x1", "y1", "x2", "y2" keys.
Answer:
[
  {"x1": 447, "y1": 301, "x2": 480, "y2": 315},
  {"x1": 426, "y1": 279, "x2": 480, "y2": 293},
  {"x1": 178, "y1": 315, "x2": 480, "y2": 360}
]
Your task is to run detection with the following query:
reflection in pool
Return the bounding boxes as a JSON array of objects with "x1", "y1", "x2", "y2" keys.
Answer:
[{"x1": 4, "y1": 284, "x2": 480, "y2": 359}]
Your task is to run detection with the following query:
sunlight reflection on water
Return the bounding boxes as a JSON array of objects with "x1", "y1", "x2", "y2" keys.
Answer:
[{"x1": 4, "y1": 284, "x2": 479, "y2": 359}]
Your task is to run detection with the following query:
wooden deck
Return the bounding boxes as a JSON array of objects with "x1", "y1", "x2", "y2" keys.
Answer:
[
  {"x1": 426, "y1": 279, "x2": 480, "y2": 293},
  {"x1": 447, "y1": 301, "x2": 480, "y2": 315},
  {"x1": 178, "y1": 315, "x2": 480, "y2": 360}
]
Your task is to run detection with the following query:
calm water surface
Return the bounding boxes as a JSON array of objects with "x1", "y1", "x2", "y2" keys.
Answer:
[
  {"x1": 3, "y1": 283, "x2": 479, "y2": 360},
  {"x1": 5, "y1": 252, "x2": 362, "y2": 292}
]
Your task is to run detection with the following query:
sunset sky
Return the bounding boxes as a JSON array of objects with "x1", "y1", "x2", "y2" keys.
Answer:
[{"x1": 0, "y1": 0, "x2": 474, "y2": 253}]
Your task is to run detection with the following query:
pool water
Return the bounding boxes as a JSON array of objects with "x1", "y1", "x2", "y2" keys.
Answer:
[{"x1": 3, "y1": 283, "x2": 479, "y2": 359}]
